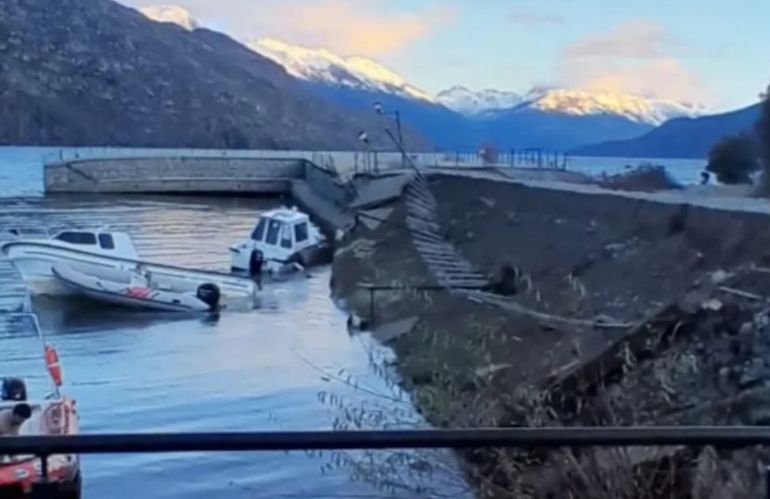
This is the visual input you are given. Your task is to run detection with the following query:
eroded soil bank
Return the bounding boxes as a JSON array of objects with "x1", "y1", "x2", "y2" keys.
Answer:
[{"x1": 332, "y1": 174, "x2": 770, "y2": 498}]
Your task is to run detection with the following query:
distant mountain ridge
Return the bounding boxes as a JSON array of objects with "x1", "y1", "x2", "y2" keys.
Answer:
[
  {"x1": 571, "y1": 104, "x2": 761, "y2": 159},
  {"x1": 250, "y1": 38, "x2": 433, "y2": 102},
  {"x1": 133, "y1": 6, "x2": 716, "y2": 152},
  {"x1": 245, "y1": 33, "x2": 704, "y2": 124},
  {"x1": 434, "y1": 86, "x2": 524, "y2": 115},
  {"x1": 435, "y1": 87, "x2": 705, "y2": 125}
]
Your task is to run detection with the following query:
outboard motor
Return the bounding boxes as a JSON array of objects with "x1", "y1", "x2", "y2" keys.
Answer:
[
  {"x1": 2, "y1": 378, "x2": 27, "y2": 401},
  {"x1": 196, "y1": 283, "x2": 221, "y2": 311}
]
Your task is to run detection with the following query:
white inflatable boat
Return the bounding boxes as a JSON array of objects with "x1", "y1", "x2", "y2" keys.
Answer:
[{"x1": 51, "y1": 262, "x2": 221, "y2": 312}]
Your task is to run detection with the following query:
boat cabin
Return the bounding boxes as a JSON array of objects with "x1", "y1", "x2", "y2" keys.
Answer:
[
  {"x1": 249, "y1": 209, "x2": 315, "y2": 255},
  {"x1": 48, "y1": 230, "x2": 140, "y2": 259}
]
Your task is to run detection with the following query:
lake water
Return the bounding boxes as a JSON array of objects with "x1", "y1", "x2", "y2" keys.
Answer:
[{"x1": 0, "y1": 147, "x2": 469, "y2": 498}]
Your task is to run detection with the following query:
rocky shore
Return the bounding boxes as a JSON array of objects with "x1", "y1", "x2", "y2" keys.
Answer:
[{"x1": 331, "y1": 172, "x2": 770, "y2": 498}]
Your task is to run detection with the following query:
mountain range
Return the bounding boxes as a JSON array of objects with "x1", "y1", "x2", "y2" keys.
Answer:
[
  {"x1": 0, "y1": 0, "x2": 426, "y2": 149},
  {"x1": 0, "y1": 0, "x2": 757, "y2": 156},
  {"x1": 248, "y1": 35, "x2": 713, "y2": 151}
]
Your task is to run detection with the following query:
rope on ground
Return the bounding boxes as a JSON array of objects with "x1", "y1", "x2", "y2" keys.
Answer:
[
  {"x1": 467, "y1": 292, "x2": 633, "y2": 330},
  {"x1": 718, "y1": 286, "x2": 764, "y2": 301}
]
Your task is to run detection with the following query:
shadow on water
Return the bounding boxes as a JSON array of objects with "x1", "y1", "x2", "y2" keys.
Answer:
[{"x1": 31, "y1": 295, "x2": 224, "y2": 333}]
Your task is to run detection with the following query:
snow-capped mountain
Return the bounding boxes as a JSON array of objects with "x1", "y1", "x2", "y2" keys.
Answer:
[
  {"x1": 526, "y1": 89, "x2": 706, "y2": 126},
  {"x1": 438, "y1": 87, "x2": 705, "y2": 125},
  {"x1": 127, "y1": 15, "x2": 711, "y2": 152},
  {"x1": 436, "y1": 86, "x2": 525, "y2": 115},
  {"x1": 248, "y1": 38, "x2": 704, "y2": 126},
  {"x1": 140, "y1": 5, "x2": 199, "y2": 31},
  {"x1": 250, "y1": 38, "x2": 433, "y2": 102}
]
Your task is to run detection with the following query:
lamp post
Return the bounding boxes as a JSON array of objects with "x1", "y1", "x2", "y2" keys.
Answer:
[
  {"x1": 356, "y1": 130, "x2": 378, "y2": 174},
  {"x1": 374, "y1": 102, "x2": 405, "y2": 169}
]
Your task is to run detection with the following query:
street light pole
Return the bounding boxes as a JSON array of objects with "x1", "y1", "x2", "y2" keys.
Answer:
[
  {"x1": 393, "y1": 111, "x2": 403, "y2": 150},
  {"x1": 374, "y1": 102, "x2": 406, "y2": 169}
]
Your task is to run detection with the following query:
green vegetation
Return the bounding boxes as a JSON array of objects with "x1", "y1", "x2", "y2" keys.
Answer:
[
  {"x1": 599, "y1": 163, "x2": 681, "y2": 192},
  {"x1": 705, "y1": 134, "x2": 759, "y2": 184}
]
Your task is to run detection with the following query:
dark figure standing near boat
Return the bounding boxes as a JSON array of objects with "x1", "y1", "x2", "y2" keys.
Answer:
[{"x1": 249, "y1": 249, "x2": 264, "y2": 290}]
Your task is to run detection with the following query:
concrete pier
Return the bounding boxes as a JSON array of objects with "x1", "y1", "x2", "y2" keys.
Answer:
[
  {"x1": 45, "y1": 156, "x2": 306, "y2": 194},
  {"x1": 42, "y1": 151, "x2": 588, "y2": 240}
]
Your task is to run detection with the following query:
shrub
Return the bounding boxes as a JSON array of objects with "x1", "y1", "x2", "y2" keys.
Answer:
[
  {"x1": 756, "y1": 85, "x2": 770, "y2": 194},
  {"x1": 705, "y1": 134, "x2": 759, "y2": 184},
  {"x1": 598, "y1": 164, "x2": 681, "y2": 192}
]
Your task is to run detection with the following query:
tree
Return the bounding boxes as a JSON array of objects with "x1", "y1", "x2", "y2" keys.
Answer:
[
  {"x1": 756, "y1": 85, "x2": 770, "y2": 193},
  {"x1": 705, "y1": 134, "x2": 759, "y2": 184}
]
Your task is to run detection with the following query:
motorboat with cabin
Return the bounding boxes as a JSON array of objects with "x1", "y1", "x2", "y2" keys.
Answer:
[
  {"x1": 51, "y1": 262, "x2": 221, "y2": 312},
  {"x1": 230, "y1": 207, "x2": 330, "y2": 276},
  {"x1": 1, "y1": 228, "x2": 257, "y2": 301},
  {"x1": 0, "y1": 313, "x2": 80, "y2": 498}
]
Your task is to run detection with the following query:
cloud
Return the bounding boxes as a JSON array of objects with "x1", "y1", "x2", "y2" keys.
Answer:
[
  {"x1": 557, "y1": 58, "x2": 708, "y2": 101},
  {"x1": 509, "y1": 10, "x2": 564, "y2": 26},
  {"x1": 554, "y1": 18, "x2": 712, "y2": 102},
  {"x1": 267, "y1": 0, "x2": 456, "y2": 56},
  {"x1": 124, "y1": 0, "x2": 455, "y2": 57},
  {"x1": 563, "y1": 18, "x2": 685, "y2": 60}
]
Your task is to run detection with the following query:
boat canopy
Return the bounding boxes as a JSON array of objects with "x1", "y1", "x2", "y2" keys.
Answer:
[
  {"x1": 49, "y1": 230, "x2": 140, "y2": 259},
  {"x1": 250, "y1": 211, "x2": 311, "y2": 252}
]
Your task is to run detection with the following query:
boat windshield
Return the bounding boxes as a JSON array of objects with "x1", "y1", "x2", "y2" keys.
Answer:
[
  {"x1": 54, "y1": 231, "x2": 97, "y2": 246},
  {"x1": 265, "y1": 219, "x2": 281, "y2": 246},
  {"x1": 280, "y1": 223, "x2": 293, "y2": 249},
  {"x1": 294, "y1": 222, "x2": 309, "y2": 243},
  {"x1": 250, "y1": 218, "x2": 267, "y2": 242}
]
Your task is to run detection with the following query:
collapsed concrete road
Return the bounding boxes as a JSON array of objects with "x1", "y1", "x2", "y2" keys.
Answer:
[{"x1": 332, "y1": 172, "x2": 770, "y2": 498}]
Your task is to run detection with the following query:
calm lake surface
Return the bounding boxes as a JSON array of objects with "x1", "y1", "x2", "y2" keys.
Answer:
[{"x1": 0, "y1": 147, "x2": 469, "y2": 498}]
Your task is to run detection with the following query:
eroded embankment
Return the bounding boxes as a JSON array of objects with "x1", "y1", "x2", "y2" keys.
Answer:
[{"x1": 332, "y1": 174, "x2": 770, "y2": 498}]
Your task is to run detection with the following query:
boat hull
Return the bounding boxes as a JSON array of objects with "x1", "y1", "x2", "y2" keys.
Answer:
[
  {"x1": 52, "y1": 263, "x2": 211, "y2": 312},
  {"x1": 2, "y1": 242, "x2": 257, "y2": 298},
  {"x1": 8, "y1": 257, "x2": 78, "y2": 296},
  {"x1": 230, "y1": 242, "x2": 331, "y2": 274}
]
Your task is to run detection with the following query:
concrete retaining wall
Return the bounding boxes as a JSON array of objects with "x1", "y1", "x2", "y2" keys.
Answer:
[
  {"x1": 303, "y1": 162, "x2": 354, "y2": 207},
  {"x1": 45, "y1": 156, "x2": 305, "y2": 193}
]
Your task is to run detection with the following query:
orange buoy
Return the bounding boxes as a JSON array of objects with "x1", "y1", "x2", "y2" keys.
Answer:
[{"x1": 45, "y1": 345, "x2": 63, "y2": 386}]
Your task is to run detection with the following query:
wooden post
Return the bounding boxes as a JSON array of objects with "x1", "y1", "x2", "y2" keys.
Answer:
[{"x1": 369, "y1": 288, "x2": 375, "y2": 323}]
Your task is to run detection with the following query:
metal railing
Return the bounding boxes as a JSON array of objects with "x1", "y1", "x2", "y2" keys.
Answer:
[
  {"x1": 6, "y1": 427, "x2": 770, "y2": 497},
  {"x1": 434, "y1": 149, "x2": 570, "y2": 169}
]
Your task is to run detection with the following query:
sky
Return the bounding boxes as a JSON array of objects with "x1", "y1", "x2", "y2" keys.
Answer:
[{"x1": 120, "y1": 0, "x2": 770, "y2": 111}]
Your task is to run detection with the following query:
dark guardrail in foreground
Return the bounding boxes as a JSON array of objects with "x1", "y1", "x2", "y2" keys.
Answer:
[{"x1": 7, "y1": 427, "x2": 770, "y2": 498}]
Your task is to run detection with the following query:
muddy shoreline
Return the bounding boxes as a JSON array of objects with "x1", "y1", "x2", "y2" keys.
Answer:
[{"x1": 331, "y1": 173, "x2": 770, "y2": 497}]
